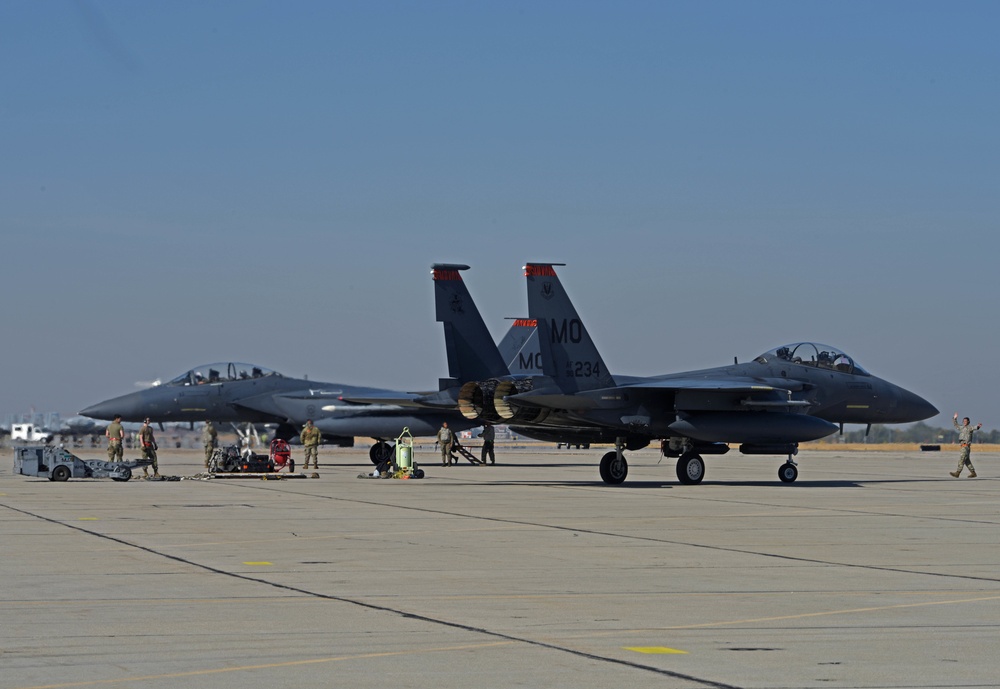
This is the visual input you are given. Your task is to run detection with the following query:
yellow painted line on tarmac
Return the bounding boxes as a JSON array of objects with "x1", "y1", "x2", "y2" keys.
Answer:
[
  {"x1": 243, "y1": 561, "x2": 272, "y2": 566},
  {"x1": 663, "y1": 593, "x2": 1000, "y2": 630},
  {"x1": 164, "y1": 524, "x2": 528, "y2": 550},
  {"x1": 559, "y1": 593, "x2": 1000, "y2": 642},
  {"x1": 624, "y1": 646, "x2": 687, "y2": 654},
  {"x1": 13, "y1": 640, "x2": 515, "y2": 689}
]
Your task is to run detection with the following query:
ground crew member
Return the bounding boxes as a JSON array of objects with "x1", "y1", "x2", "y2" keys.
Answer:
[
  {"x1": 950, "y1": 412, "x2": 982, "y2": 478},
  {"x1": 301, "y1": 419, "x2": 321, "y2": 469},
  {"x1": 105, "y1": 414, "x2": 125, "y2": 463},
  {"x1": 202, "y1": 420, "x2": 218, "y2": 468},
  {"x1": 139, "y1": 417, "x2": 160, "y2": 478},
  {"x1": 437, "y1": 421, "x2": 454, "y2": 467},
  {"x1": 479, "y1": 423, "x2": 496, "y2": 465}
]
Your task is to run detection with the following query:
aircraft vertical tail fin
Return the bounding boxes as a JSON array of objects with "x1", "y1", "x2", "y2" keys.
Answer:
[
  {"x1": 433, "y1": 264, "x2": 510, "y2": 385},
  {"x1": 497, "y1": 318, "x2": 542, "y2": 375},
  {"x1": 525, "y1": 263, "x2": 614, "y2": 393}
]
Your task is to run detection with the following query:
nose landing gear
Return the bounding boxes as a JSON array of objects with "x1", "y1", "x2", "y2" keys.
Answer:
[{"x1": 778, "y1": 459, "x2": 799, "y2": 483}]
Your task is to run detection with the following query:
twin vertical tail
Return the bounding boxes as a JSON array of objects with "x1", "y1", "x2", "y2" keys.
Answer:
[
  {"x1": 433, "y1": 264, "x2": 510, "y2": 383},
  {"x1": 432, "y1": 264, "x2": 510, "y2": 420},
  {"x1": 524, "y1": 263, "x2": 614, "y2": 393}
]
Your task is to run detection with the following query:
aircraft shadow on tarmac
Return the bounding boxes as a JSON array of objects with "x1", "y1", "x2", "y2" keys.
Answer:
[{"x1": 468, "y1": 477, "x2": 953, "y2": 489}]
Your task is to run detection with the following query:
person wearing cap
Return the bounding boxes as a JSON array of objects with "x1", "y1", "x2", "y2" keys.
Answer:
[
  {"x1": 301, "y1": 419, "x2": 322, "y2": 470},
  {"x1": 201, "y1": 420, "x2": 218, "y2": 468},
  {"x1": 139, "y1": 418, "x2": 160, "y2": 478},
  {"x1": 105, "y1": 414, "x2": 125, "y2": 463},
  {"x1": 950, "y1": 413, "x2": 983, "y2": 478}
]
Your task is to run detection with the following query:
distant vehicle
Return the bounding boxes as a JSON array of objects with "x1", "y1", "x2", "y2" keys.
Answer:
[{"x1": 11, "y1": 423, "x2": 53, "y2": 443}]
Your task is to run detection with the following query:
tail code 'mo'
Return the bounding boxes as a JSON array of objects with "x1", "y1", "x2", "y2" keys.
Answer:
[{"x1": 524, "y1": 263, "x2": 613, "y2": 393}]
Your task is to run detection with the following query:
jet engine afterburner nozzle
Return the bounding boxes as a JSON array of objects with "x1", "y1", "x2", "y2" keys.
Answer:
[
  {"x1": 457, "y1": 380, "x2": 500, "y2": 422},
  {"x1": 493, "y1": 378, "x2": 551, "y2": 424}
]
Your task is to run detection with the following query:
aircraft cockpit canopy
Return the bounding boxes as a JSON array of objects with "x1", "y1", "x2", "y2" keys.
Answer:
[
  {"x1": 166, "y1": 363, "x2": 282, "y2": 386},
  {"x1": 754, "y1": 343, "x2": 869, "y2": 376}
]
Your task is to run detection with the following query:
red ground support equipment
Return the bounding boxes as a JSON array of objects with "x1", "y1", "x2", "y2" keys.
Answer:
[{"x1": 270, "y1": 438, "x2": 294, "y2": 472}]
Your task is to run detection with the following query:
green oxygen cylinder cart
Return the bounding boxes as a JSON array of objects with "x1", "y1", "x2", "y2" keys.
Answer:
[{"x1": 395, "y1": 427, "x2": 415, "y2": 473}]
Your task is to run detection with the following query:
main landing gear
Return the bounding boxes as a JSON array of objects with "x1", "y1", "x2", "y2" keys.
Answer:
[
  {"x1": 675, "y1": 452, "x2": 705, "y2": 484},
  {"x1": 599, "y1": 438, "x2": 628, "y2": 484},
  {"x1": 599, "y1": 452, "x2": 628, "y2": 484},
  {"x1": 597, "y1": 439, "x2": 800, "y2": 485},
  {"x1": 369, "y1": 441, "x2": 394, "y2": 465}
]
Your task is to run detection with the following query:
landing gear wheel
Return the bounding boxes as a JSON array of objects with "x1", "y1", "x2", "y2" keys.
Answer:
[
  {"x1": 51, "y1": 465, "x2": 71, "y2": 482},
  {"x1": 112, "y1": 467, "x2": 132, "y2": 482},
  {"x1": 369, "y1": 441, "x2": 393, "y2": 465},
  {"x1": 676, "y1": 453, "x2": 705, "y2": 484},
  {"x1": 599, "y1": 451, "x2": 628, "y2": 485},
  {"x1": 778, "y1": 463, "x2": 799, "y2": 483}
]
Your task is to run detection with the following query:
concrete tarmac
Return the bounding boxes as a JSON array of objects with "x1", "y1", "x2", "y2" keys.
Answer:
[{"x1": 3, "y1": 446, "x2": 999, "y2": 689}]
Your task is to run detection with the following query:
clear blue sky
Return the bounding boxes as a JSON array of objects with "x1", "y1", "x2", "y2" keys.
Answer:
[{"x1": 2, "y1": 1, "x2": 997, "y2": 429}]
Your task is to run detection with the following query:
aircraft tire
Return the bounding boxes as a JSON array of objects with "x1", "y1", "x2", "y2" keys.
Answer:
[
  {"x1": 676, "y1": 453, "x2": 705, "y2": 485},
  {"x1": 369, "y1": 442, "x2": 393, "y2": 465},
  {"x1": 112, "y1": 467, "x2": 132, "y2": 482},
  {"x1": 51, "y1": 465, "x2": 71, "y2": 482},
  {"x1": 599, "y1": 451, "x2": 628, "y2": 485},
  {"x1": 778, "y1": 463, "x2": 798, "y2": 483}
]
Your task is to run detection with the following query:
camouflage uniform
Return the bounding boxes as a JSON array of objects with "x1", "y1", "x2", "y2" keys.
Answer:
[
  {"x1": 202, "y1": 422, "x2": 218, "y2": 468},
  {"x1": 106, "y1": 419, "x2": 125, "y2": 462},
  {"x1": 479, "y1": 424, "x2": 496, "y2": 465},
  {"x1": 437, "y1": 424, "x2": 454, "y2": 466},
  {"x1": 951, "y1": 418, "x2": 981, "y2": 477},
  {"x1": 301, "y1": 422, "x2": 322, "y2": 469},
  {"x1": 139, "y1": 423, "x2": 159, "y2": 477}
]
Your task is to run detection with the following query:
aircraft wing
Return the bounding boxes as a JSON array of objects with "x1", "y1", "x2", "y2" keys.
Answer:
[
  {"x1": 616, "y1": 378, "x2": 794, "y2": 394},
  {"x1": 337, "y1": 392, "x2": 420, "y2": 405},
  {"x1": 338, "y1": 389, "x2": 460, "y2": 409},
  {"x1": 503, "y1": 377, "x2": 807, "y2": 414}
]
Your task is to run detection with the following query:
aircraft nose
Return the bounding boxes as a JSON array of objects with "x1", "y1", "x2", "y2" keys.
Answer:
[
  {"x1": 896, "y1": 387, "x2": 938, "y2": 422},
  {"x1": 79, "y1": 400, "x2": 116, "y2": 420},
  {"x1": 80, "y1": 392, "x2": 142, "y2": 421}
]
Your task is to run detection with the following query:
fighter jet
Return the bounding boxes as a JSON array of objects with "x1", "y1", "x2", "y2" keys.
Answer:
[
  {"x1": 78, "y1": 363, "x2": 467, "y2": 460},
  {"x1": 450, "y1": 263, "x2": 938, "y2": 485},
  {"x1": 79, "y1": 272, "x2": 524, "y2": 464}
]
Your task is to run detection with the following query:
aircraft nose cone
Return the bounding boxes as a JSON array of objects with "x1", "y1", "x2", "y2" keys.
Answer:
[
  {"x1": 897, "y1": 388, "x2": 938, "y2": 422},
  {"x1": 80, "y1": 400, "x2": 116, "y2": 420},
  {"x1": 80, "y1": 391, "x2": 146, "y2": 421},
  {"x1": 909, "y1": 391, "x2": 939, "y2": 422}
]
